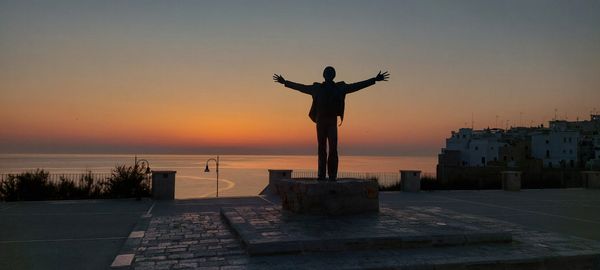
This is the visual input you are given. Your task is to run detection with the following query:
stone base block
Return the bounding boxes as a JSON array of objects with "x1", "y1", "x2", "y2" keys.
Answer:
[
  {"x1": 401, "y1": 170, "x2": 421, "y2": 192},
  {"x1": 275, "y1": 178, "x2": 379, "y2": 215},
  {"x1": 502, "y1": 171, "x2": 521, "y2": 191},
  {"x1": 221, "y1": 206, "x2": 512, "y2": 256},
  {"x1": 151, "y1": 171, "x2": 176, "y2": 200}
]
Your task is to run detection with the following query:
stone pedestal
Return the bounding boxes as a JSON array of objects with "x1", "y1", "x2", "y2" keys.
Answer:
[
  {"x1": 501, "y1": 171, "x2": 521, "y2": 191},
  {"x1": 401, "y1": 170, "x2": 421, "y2": 192},
  {"x1": 275, "y1": 178, "x2": 379, "y2": 215},
  {"x1": 582, "y1": 171, "x2": 600, "y2": 189},
  {"x1": 151, "y1": 171, "x2": 176, "y2": 200}
]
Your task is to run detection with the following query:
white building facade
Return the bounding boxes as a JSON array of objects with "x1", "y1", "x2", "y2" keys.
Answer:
[
  {"x1": 444, "y1": 128, "x2": 506, "y2": 167},
  {"x1": 530, "y1": 130, "x2": 579, "y2": 168}
]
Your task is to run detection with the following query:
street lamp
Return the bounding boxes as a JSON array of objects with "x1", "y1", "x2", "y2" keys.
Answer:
[
  {"x1": 204, "y1": 156, "x2": 220, "y2": 197},
  {"x1": 134, "y1": 155, "x2": 152, "y2": 175},
  {"x1": 133, "y1": 155, "x2": 151, "y2": 200}
]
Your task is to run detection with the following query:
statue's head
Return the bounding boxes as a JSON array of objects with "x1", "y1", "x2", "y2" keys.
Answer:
[{"x1": 323, "y1": 66, "x2": 336, "y2": 82}]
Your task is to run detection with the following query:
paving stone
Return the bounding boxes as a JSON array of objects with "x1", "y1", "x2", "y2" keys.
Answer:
[
  {"x1": 111, "y1": 253, "x2": 135, "y2": 267},
  {"x1": 130, "y1": 207, "x2": 600, "y2": 270},
  {"x1": 221, "y1": 206, "x2": 512, "y2": 255}
]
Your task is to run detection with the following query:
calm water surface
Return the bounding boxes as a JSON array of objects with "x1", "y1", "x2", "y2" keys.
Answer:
[{"x1": 0, "y1": 154, "x2": 437, "y2": 198}]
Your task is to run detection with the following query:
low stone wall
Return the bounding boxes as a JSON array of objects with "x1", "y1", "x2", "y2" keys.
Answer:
[
  {"x1": 582, "y1": 171, "x2": 600, "y2": 189},
  {"x1": 275, "y1": 178, "x2": 379, "y2": 215},
  {"x1": 501, "y1": 171, "x2": 521, "y2": 191}
]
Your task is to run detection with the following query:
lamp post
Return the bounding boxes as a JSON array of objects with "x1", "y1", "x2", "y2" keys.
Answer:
[
  {"x1": 134, "y1": 155, "x2": 152, "y2": 174},
  {"x1": 134, "y1": 155, "x2": 151, "y2": 200},
  {"x1": 204, "y1": 156, "x2": 220, "y2": 197}
]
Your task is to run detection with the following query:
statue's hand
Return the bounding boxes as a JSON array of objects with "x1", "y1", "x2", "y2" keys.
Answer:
[
  {"x1": 375, "y1": 71, "x2": 390, "y2": 82},
  {"x1": 273, "y1": 74, "x2": 285, "y2": 84}
]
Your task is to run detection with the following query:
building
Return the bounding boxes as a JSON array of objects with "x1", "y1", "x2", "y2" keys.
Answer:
[
  {"x1": 443, "y1": 128, "x2": 506, "y2": 167},
  {"x1": 530, "y1": 129, "x2": 579, "y2": 168},
  {"x1": 437, "y1": 115, "x2": 600, "y2": 186}
]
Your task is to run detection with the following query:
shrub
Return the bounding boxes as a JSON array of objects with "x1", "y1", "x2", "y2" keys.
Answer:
[
  {"x1": 0, "y1": 165, "x2": 150, "y2": 201},
  {"x1": 0, "y1": 174, "x2": 19, "y2": 201},
  {"x1": 0, "y1": 170, "x2": 53, "y2": 201},
  {"x1": 105, "y1": 164, "x2": 150, "y2": 199},
  {"x1": 379, "y1": 181, "x2": 401, "y2": 191},
  {"x1": 379, "y1": 175, "x2": 440, "y2": 191}
]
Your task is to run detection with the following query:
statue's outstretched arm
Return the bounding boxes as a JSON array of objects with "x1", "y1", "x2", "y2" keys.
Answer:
[
  {"x1": 273, "y1": 74, "x2": 313, "y2": 95},
  {"x1": 346, "y1": 71, "x2": 390, "y2": 94}
]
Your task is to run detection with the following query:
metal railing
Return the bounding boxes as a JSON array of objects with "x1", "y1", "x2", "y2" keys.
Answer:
[{"x1": 0, "y1": 172, "x2": 150, "y2": 188}]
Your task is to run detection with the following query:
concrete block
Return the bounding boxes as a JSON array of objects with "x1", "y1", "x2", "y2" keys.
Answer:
[
  {"x1": 502, "y1": 171, "x2": 521, "y2": 191},
  {"x1": 260, "y1": 169, "x2": 293, "y2": 195},
  {"x1": 111, "y1": 254, "x2": 134, "y2": 268},
  {"x1": 275, "y1": 178, "x2": 379, "y2": 215},
  {"x1": 582, "y1": 171, "x2": 600, "y2": 189},
  {"x1": 152, "y1": 171, "x2": 176, "y2": 200},
  {"x1": 401, "y1": 170, "x2": 421, "y2": 192},
  {"x1": 268, "y1": 169, "x2": 293, "y2": 185}
]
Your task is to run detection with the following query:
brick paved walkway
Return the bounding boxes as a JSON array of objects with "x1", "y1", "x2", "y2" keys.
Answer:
[
  {"x1": 134, "y1": 212, "x2": 247, "y2": 270},
  {"x1": 130, "y1": 206, "x2": 600, "y2": 269}
]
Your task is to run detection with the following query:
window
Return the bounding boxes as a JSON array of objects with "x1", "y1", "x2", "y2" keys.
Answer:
[
  {"x1": 546, "y1": 150, "x2": 550, "y2": 158},
  {"x1": 563, "y1": 138, "x2": 567, "y2": 143},
  {"x1": 475, "y1": 146, "x2": 479, "y2": 150},
  {"x1": 481, "y1": 157, "x2": 486, "y2": 165},
  {"x1": 568, "y1": 137, "x2": 572, "y2": 143},
  {"x1": 569, "y1": 149, "x2": 573, "y2": 154},
  {"x1": 546, "y1": 140, "x2": 549, "y2": 144}
]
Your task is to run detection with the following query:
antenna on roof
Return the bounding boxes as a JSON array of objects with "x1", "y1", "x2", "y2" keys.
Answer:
[
  {"x1": 495, "y1": 115, "x2": 499, "y2": 129},
  {"x1": 471, "y1": 112, "x2": 474, "y2": 130},
  {"x1": 519, "y1": 112, "x2": 523, "y2": 127},
  {"x1": 554, "y1": 108, "x2": 558, "y2": 121}
]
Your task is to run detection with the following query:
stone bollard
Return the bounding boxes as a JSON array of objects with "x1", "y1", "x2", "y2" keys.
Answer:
[
  {"x1": 151, "y1": 170, "x2": 176, "y2": 200},
  {"x1": 260, "y1": 169, "x2": 293, "y2": 196},
  {"x1": 501, "y1": 171, "x2": 521, "y2": 191},
  {"x1": 269, "y1": 169, "x2": 293, "y2": 186},
  {"x1": 582, "y1": 171, "x2": 600, "y2": 189},
  {"x1": 400, "y1": 170, "x2": 421, "y2": 192}
]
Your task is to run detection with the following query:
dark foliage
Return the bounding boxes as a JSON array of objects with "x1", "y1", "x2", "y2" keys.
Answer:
[
  {"x1": 105, "y1": 164, "x2": 151, "y2": 199},
  {"x1": 0, "y1": 165, "x2": 150, "y2": 201}
]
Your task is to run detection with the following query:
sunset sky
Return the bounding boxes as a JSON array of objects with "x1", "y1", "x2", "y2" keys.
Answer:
[{"x1": 1, "y1": 0, "x2": 599, "y2": 156}]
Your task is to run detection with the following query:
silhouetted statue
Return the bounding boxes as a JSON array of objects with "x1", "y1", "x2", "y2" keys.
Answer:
[{"x1": 274, "y1": 67, "x2": 389, "y2": 181}]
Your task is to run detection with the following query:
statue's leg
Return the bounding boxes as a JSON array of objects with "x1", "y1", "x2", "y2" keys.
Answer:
[
  {"x1": 316, "y1": 122, "x2": 328, "y2": 180},
  {"x1": 327, "y1": 124, "x2": 338, "y2": 181}
]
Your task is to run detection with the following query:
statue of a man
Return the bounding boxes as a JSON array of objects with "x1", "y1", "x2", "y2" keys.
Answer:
[{"x1": 274, "y1": 67, "x2": 389, "y2": 181}]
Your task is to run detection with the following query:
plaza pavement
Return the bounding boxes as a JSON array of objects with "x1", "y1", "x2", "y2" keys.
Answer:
[{"x1": 0, "y1": 188, "x2": 599, "y2": 269}]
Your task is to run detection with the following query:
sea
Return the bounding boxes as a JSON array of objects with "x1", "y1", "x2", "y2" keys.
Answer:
[{"x1": 0, "y1": 154, "x2": 437, "y2": 199}]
